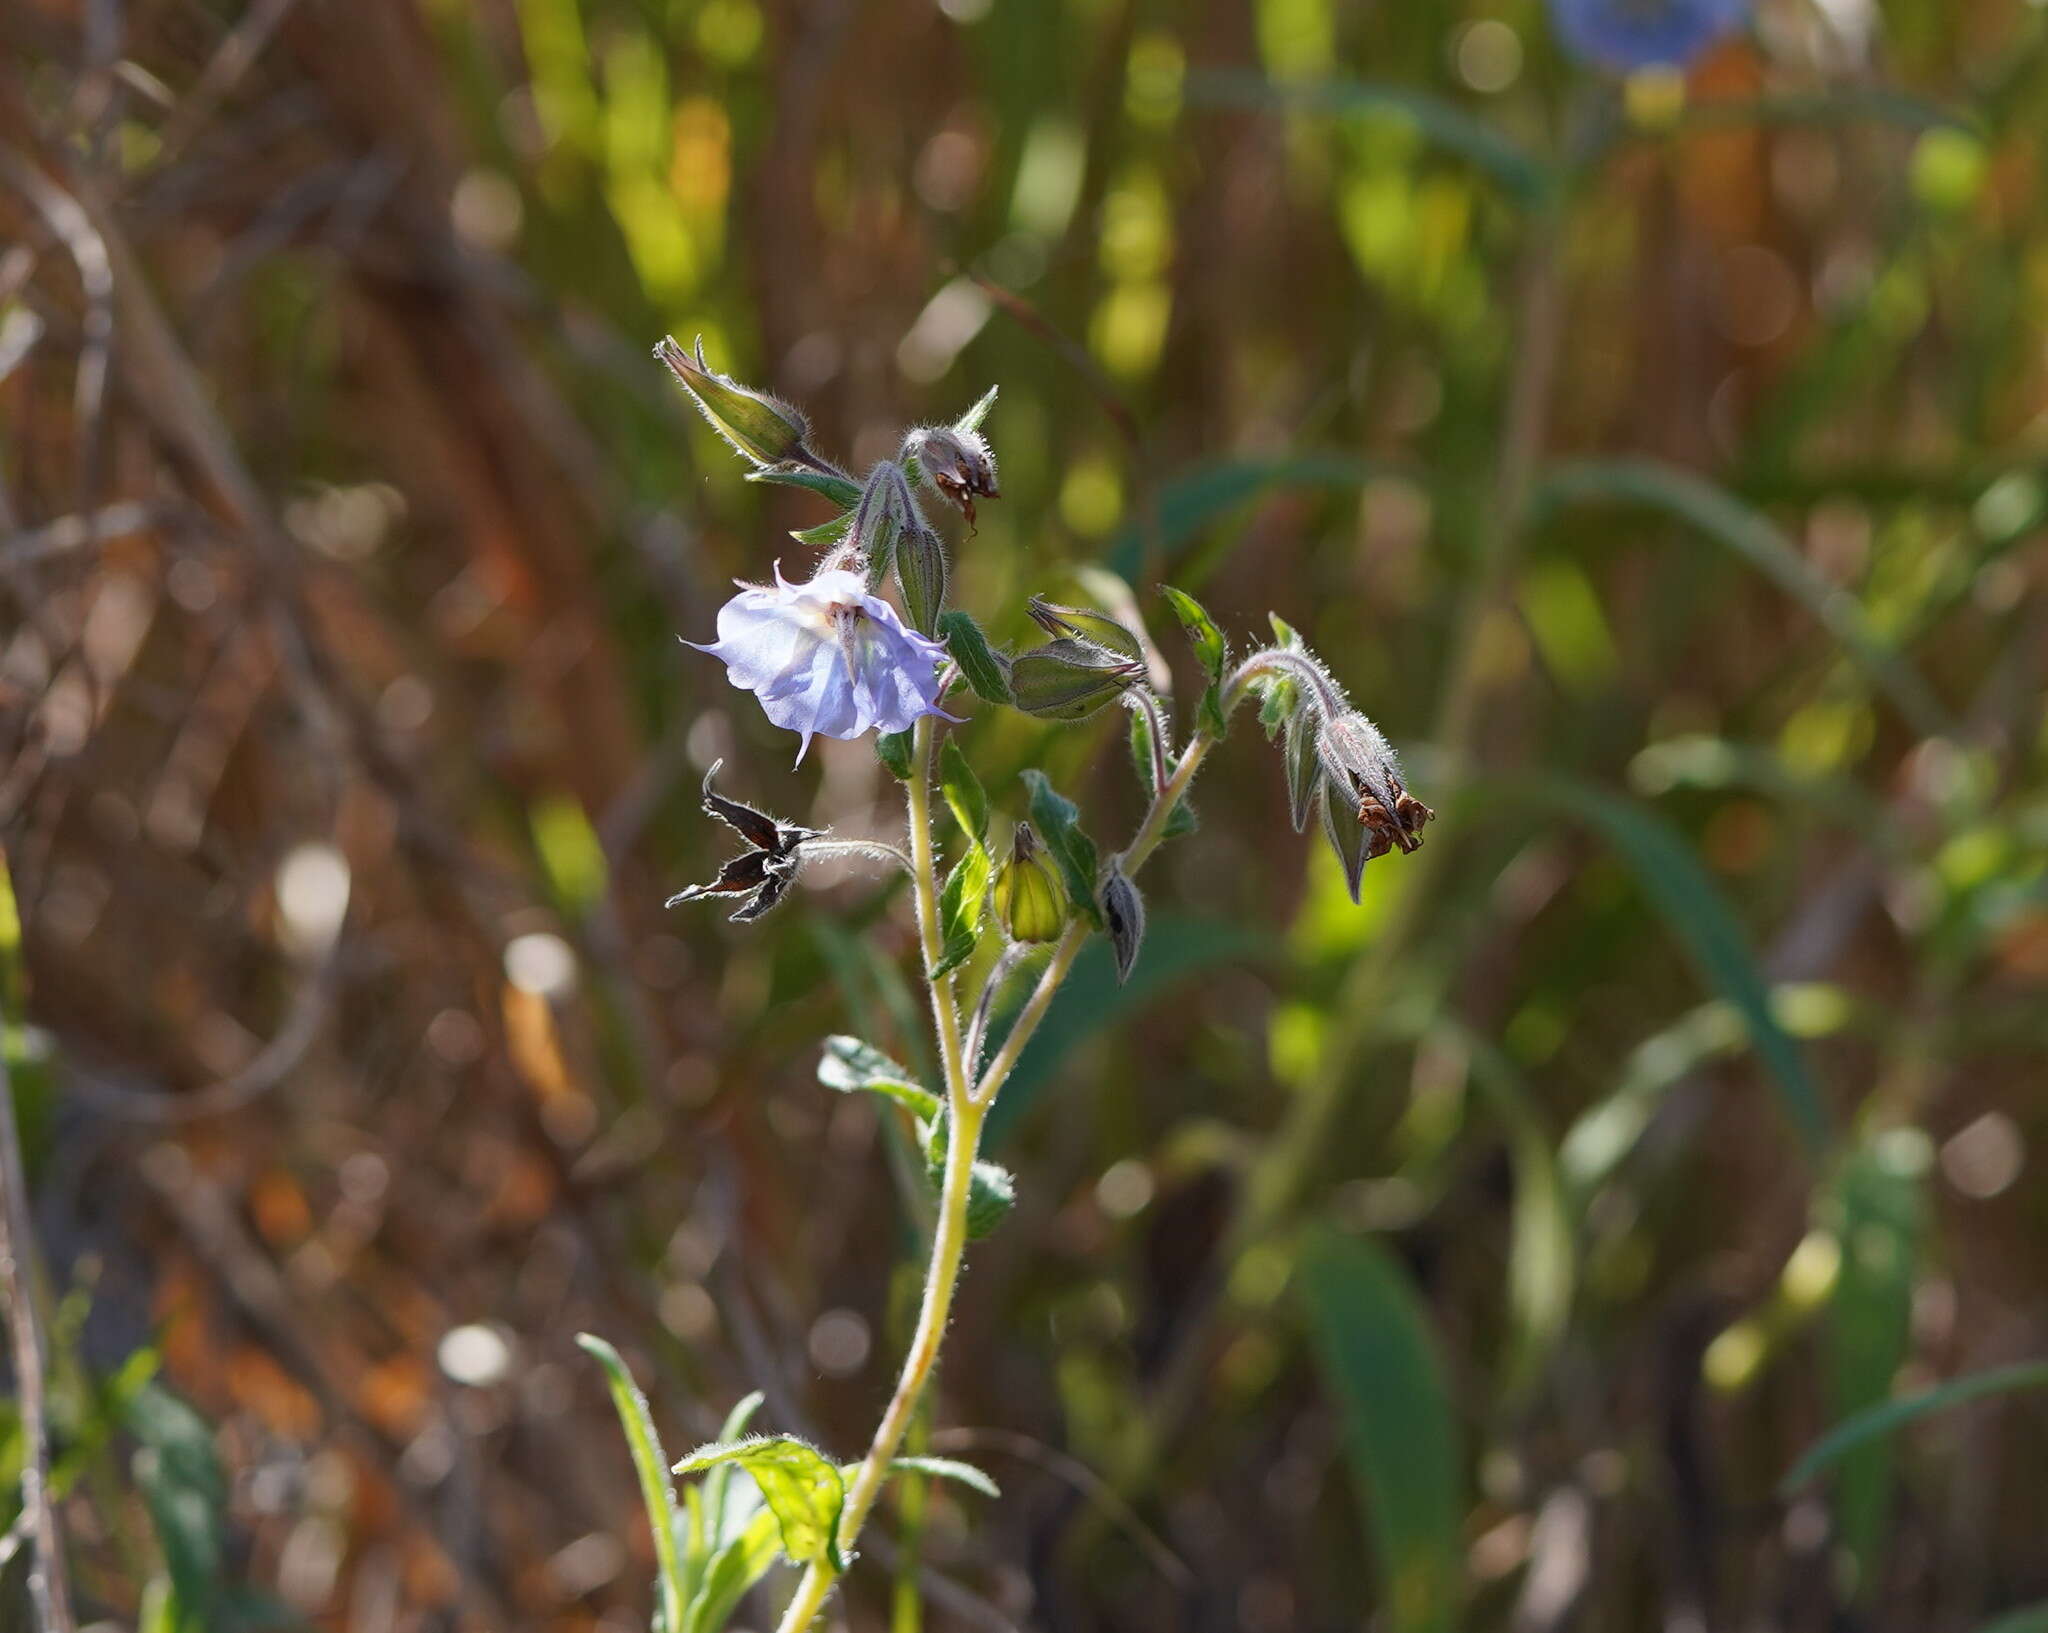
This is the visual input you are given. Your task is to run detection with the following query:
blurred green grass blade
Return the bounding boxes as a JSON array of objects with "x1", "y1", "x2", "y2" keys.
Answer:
[
  {"x1": 1823, "y1": 1134, "x2": 1928, "y2": 1592},
  {"x1": 1559, "y1": 1002, "x2": 1747, "y2": 1194},
  {"x1": 983, "y1": 914, "x2": 1269, "y2": 1146},
  {"x1": 1516, "y1": 776, "x2": 1831, "y2": 1159},
  {"x1": 576, "y1": 1335, "x2": 688, "y2": 1633},
  {"x1": 1972, "y1": 1602, "x2": 2048, "y2": 1633},
  {"x1": 1448, "y1": 1027, "x2": 1574, "y2": 1395},
  {"x1": 1530, "y1": 459, "x2": 1950, "y2": 737},
  {"x1": 1783, "y1": 1359, "x2": 2048, "y2": 1494},
  {"x1": 1187, "y1": 69, "x2": 1551, "y2": 203},
  {"x1": 1299, "y1": 1231, "x2": 1464, "y2": 1633},
  {"x1": 1106, "y1": 454, "x2": 1402, "y2": 583}
]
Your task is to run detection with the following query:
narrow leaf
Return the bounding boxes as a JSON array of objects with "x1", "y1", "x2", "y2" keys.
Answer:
[
  {"x1": 1159, "y1": 584, "x2": 1225, "y2": 680},
  {"x1": 1514, "y1": 775, "x2": 1831, "y2": 1160},
  {"x1": 1530, "y1": 459, "x2": 1950, "y2": 737},
  {"x1": 938, "y1": 738, "x2": 989, "y2": 841},
  {"x1": 883, "y1": 1457, "x2": 1001, "y2": 1499},
  {"x1": 743, "y1": 466, "x2": 863, "y2": 509},
  {"x1": 952, "y1": 383, "x2": 999, "y2": 434},
  {"x1": 938, "y1": 610, "x2": 1012, "y2": 705},
  {"x1": 577, "y1": 1335, "x2": 689, "y2": 1633},
  {"x1": 1782, "y1": 1361, "x2": 2048, "y2": 1494},
  {"x1": 1825, "y1": 1132, "x2": 1927, "y2": 1590},
  {"x1": 932, "y1": 842, "x2": 992, "y2": 980},
  {"x1": 1299, "y1": 1231, "x2": 1464, "y2": 1633},
  {"x1": 1021, "y1": 770, "x2": 1101, "y2": 928},
  {"x1": 817, "y1": 1036, "x2": 940, "y2": 1121},
  {"x1": 1187, "y1": 69, "x2": 1550, "y2": 203}
]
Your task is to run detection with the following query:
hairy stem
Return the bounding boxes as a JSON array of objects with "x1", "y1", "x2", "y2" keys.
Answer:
[
  {"x1": 773, "y1": 716, "x2": 975, "y2": 1633},
  {"x1": 774, "y1": 726, "x2": 1211, "y2": 1633}
]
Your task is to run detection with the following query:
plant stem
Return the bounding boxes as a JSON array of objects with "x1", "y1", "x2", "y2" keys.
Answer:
[
  {"x1": 773, "y1": 726, "x2": 1211, "y2": 1633},
  {"x1": 0, "y1": 853, "x2": 76, "y2": 1633}
]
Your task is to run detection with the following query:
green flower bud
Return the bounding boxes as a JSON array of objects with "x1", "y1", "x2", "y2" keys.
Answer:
[
  {"x1": 849, "y1": 460, "x2": 917, "y2": 593},
  {"x1": 992, "y1": 822, "x2": 1069, "y2": 943},
  {"x1": 655, "y1": 335, "x2": 811, "y2": 468},
  {"x1": 1008, "y1": 639, "x2": 1145, "y2": 722},
  {"x1": 1024, "y1": 596, "x2": 1144, "y2": 662},
  {"x1": 896, "y1": 524, "x2": 949, "y2": 635}
]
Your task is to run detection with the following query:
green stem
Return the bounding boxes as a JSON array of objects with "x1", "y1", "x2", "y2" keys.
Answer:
[{"x1": 773, "y1": 725, "x2": 1211, "y2": 1633}]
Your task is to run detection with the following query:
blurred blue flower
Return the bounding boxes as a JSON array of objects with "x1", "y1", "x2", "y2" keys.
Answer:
[
  {"x1": 1547, "y1": 0, "x2": 1748, "y2": 70},
  {"x1": 690, "y1": 565, "x2": 955, "y2": 761}
]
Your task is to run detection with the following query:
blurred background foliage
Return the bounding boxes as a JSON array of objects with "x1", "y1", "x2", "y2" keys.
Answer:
[{"x1": 1, "y1": 0, "x2": 2046, "y2": 1628}]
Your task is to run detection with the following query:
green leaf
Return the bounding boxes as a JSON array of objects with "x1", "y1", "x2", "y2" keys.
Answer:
[
  {"x1": 1159, "y1": 584, "x2": 1225, "y2": 680},
  {"x1": 743, "y1": 466, "x2": 862, "y2": 509},
  {"x1": 1782, "y1": 1360, "x2": 2048, "y2": 1495},
  {"x1": 577, "y1": 1335, "x2": 689, "y2": 1633},
  {"x1": 127, "y1": 1384, "x2": 226, "y2": 1633},
  {"x1": 1108, "y1": 453, "x2": 1403, "y2": 583},
  {"x1": 1197, "y1": 679, "x2": 1228, "y2": 741},
  {"x1": 931, "y1": 841, "x2": 992, "y2": 980},
  {"x1": 1452, "y1": 1028, "x2": 1574, "y2": 1396},
  {"x1": 790, "y1": 513, "x2": 853, "y2": 549},
  {"x1": 875, "y1": 729, "x2": 914, "y2": 781},
  {"x1": 686, "y1": 1507, "x2": 782, "y2": 1633},
  {"x1": 700, "y1": 1391, "x2": 767, "y2": 1572},
  {"x1": 937, "y1": 610, "x2": 1013, "y2": 705},
  {"x1": 884, "y1": 1456, "x2": 1000, "y2": 1499},
  {"x1": 938, "y1": 738, "x2": 988, "y2": 841},
  {"x1": 1529, "y1": 459, "x2": 1951, "y2": 738},
  {"x1": 1674, "y1": 87, "x2": 1975, "y2": 136},
  {"x1": 1559, "y1": 1002, "x2": 1749, "y2": 1196},
  {"x1": 1021, "y1": 770, "x2": 1101, "y2": 929},
  {"x1": 817, "y1": 1035, "x2": 940, "y2": 1121},
  {"x1": 1512, "y1": 775, "x2": 1831, "y2": 1160},
  {"x1": 1127, "y1": 704, "x2": 1157, "y2": 791},
  {"x1": 952, "y1": 383, "x2": 999, "y2": 434},
  {"x1": 674, "y1": 1435, "x2": 849, "y2": 1572},
  {"x1": 1187, "y1": 70, "x2": 1551, "y2": 203},
  {"x1": 922, "y1": 1112, "x2": 1019, "y2": 1239},
  {"x1": 1970, "y1": 1602, "x2": 2048, "y2": 1633},
  {"x1": 1299, "y1": 1231, "x2": 1464, "y2": 1633},
  {"x1": 1823, "y1": 1132, "x2": 1929, "y2": 1590}
]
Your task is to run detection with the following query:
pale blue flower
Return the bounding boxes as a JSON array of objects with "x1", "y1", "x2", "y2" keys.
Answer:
[
  {"x1": 689, "y1": 565, "x2": 955, "y2": 761},
  {"x1": 1547, "y1": 0, "x2": 1748, "y2": 71}
]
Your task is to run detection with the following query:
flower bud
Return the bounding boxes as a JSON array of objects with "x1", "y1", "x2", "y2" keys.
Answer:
[
  {"x1": 993, "y1": 822, "x2": 1069, "y2": 943},
  {"x1": 904, "y1": 425, "x2": 1000, "y2": 523},
  {"x1": 1099, "y1": 863, "x2": 1146, "y2": 985},
  {"x1": 1024, "y1": 596, "x2": 1144, "y2": 662},
  {"x1": 1008, "y1": 639, "x2": 1145, "y2": 722},
  {"x1": 848, "y1": 460, "x2": 917, "y2": 593},
  {"x1": 656, "y1": 335, "x2": 811, "y2": 468},
  {"x1": 896, "y1": 524, "x2": 949, "y2": 635}
]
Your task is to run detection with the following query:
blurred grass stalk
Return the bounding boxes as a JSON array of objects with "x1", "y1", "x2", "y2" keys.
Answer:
[{"x1": 0, "y1": 847, "x2": 78, "y2": 1633}]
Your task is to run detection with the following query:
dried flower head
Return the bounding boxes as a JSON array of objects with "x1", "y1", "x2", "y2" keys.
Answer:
[
  {"x1": 904, "y1": 425, "x2": 1000, "y2": 525},
  {"x1": 666, "y1": 761, "x2": 822, "y2": 922}
]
